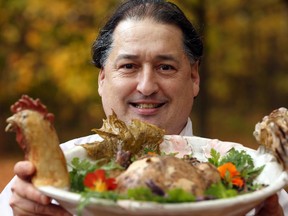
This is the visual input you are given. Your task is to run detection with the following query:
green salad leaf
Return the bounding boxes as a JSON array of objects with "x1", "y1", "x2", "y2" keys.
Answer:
[
  {"x1": 205, "y1": 181, "x2": 238, "y2": 198},
  {"x1": 126, "y1": 187, "x2": 195, "y2": 203},
  {"x1": 208, "y1": 148, "x2": 221, "y2": 167}
]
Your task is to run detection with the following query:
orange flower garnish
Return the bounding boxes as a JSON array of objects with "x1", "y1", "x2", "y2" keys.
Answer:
[
  {"x1": 217, "y1": 162, "x2": 244, "y2": 188},
  {"x1": 83, "y1": 169, "x2": 117, "y2": 192},
  {"x1": 231, "y1": 177, "x2": 244, "y2": 188}
]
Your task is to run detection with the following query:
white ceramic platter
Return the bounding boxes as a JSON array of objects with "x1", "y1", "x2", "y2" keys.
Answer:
[{"x1": 38, "y1": 136, "x2": 288, "y2": 216}]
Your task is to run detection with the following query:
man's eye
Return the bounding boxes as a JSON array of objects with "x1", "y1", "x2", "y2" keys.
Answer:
[
  {"x1": 122, "y1": 64, "x2": 134, "y2": 69},
  {"x1": 159, "y1": 65, "x2": 175, "y2": 71}
]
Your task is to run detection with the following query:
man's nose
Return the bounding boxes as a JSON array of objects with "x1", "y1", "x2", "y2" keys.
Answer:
[{"x1": 136, "y1": 67, "x2": 159, "y2": 96}]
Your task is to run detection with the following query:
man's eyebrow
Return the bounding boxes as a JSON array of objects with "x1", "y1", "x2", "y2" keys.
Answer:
[
  {"x1": 115, "y1": 54, "x2": 139, "y2": 62},
  {"x1": 155, "y1": 54, "x2": 178, "y2": 62},
  {"x1": 155, "y1": 55, "x2": 180, "y2": 65}
]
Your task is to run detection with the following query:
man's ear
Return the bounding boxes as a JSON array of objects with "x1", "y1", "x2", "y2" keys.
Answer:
[
  {"x1": 191, "y1": 62, "x2": 200, "y2": 97},
  {"x1": 191, "y1": 62, "x2": 199, "y2": 81},
  {"x1": 98, "y1": 68, "x2": 105, "y2": 96}
]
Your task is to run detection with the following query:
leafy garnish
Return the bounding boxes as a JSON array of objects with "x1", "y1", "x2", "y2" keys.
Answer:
[
  {"x1": 205, "y1": 181, "x2": 238, "y2": 198},
  {"x1": 220, "y1": 148, "x2": 254, "y2": 170},
  {"x1": 166, "y1": 188, "x2": 196, "y2": 203},
  {"x1": 208, "y1": 148, "x2": 221, "y2": 167},
  {"x1": 126, "y1": 187, "x2": 195, "y2": 203}
]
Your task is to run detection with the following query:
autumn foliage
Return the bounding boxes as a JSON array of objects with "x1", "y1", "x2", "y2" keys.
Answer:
[{"x1": 0, "y1": 0, "x2": 288, "y2": 153}]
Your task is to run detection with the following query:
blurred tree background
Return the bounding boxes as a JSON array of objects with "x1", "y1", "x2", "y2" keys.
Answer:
[{"x1": 0, "y1": 0, "x2": 288, "y2": 161}]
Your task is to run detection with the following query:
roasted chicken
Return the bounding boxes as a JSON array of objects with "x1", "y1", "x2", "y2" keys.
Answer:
[
  {"x1": 5, "y1": 95, "x2": 70, "y2": 188},
  {"x1": 116, "y1": 156, "x2": 220, "y2": 196}
]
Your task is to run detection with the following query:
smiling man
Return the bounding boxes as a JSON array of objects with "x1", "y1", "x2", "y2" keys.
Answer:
[
  {"x1": 0, "y1": 0, "x2": 287, "y2": 215},
  {"x1": 97, "y1": 18, "x2": 200, "y2": 135}
]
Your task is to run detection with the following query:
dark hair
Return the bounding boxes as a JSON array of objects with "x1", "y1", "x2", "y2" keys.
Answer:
[{"x1": 92, "y1": 0, "x2": 203, "y2": 68}]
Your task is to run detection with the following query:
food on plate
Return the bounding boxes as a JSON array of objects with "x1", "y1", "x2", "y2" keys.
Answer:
[
  {"x1": 71, "y1": 112, "x2": 268, "y2": 206},
  {"x1": 253, "y1": 107, "x2": 288, "y2": 170},
  {"x1": 5, "y1": 95, "x2": 69, "y2": 188},
  {"x1": 69, "y1": 144, "x2": 265, "y2": 210}
]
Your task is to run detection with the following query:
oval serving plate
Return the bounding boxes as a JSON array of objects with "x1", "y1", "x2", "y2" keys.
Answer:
[{"x1": 38, "y1": 135, "x2": 288, "y2": 216}]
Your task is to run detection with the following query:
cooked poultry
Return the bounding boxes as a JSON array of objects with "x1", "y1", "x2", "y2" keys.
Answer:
[
  {"x1": 116, "y1": 156, "x2": 220, "y2": 196},
  {"x1": 253, "y1": 107, "x2": 288, "y2": 170},
  {"x1": 5, "y1": 95, "x2": 70, "y2": 188}
]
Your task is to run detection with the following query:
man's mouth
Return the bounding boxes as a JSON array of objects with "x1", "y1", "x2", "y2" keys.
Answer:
[{"x1": 131, "y1": 103, "x2": 164, "y2": 109}]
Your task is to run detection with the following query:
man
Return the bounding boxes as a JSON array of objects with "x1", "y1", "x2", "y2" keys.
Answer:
[{"x1": 0, "y1": 0, "x2": 286, "y2": 215}]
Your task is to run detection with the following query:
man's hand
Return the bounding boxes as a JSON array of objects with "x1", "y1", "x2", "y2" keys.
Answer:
[
  {"x1": 256, "y1": 194, "x2": 284, "y2": 216},
  {"x1": 10, "y1": 161, "x2": 72, "y2": 216}
]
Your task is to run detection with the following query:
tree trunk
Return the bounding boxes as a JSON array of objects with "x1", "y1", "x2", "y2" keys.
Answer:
[{"x1": 193, "y1": 0, "x2": 209, "y2": 137}]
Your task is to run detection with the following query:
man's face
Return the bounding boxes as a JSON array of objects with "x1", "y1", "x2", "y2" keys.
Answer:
[{"x1": 98, "y1": 18, "x2": 199, "y2": 135}]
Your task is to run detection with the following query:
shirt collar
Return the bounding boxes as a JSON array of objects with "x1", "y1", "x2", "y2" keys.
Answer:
[{"x1": 179, "y1": 118, "x2": 193, "y2": 136}]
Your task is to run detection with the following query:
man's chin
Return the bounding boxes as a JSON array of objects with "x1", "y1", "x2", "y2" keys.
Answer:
[{"x1": 127, "y1": 114, "x2": 156, "y2": 123}]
